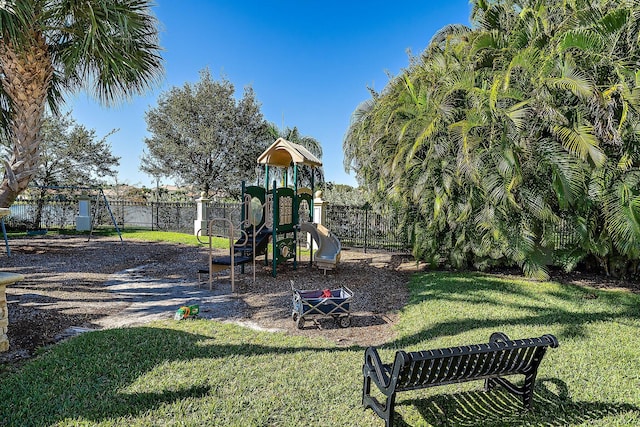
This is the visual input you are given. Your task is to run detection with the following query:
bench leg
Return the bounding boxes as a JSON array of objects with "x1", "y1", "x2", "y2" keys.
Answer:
[
  {"x1": 384, "y1": 394, "x2": 397, "y2": 427},
  {"x1": 362, "y1": 370, "x2": 397, "y2": 427},
  {"x1": 362, "y1": 371, "x2": 371, "y2": 406},
  {"x1": 521, "y1": 372, "x2": 537, "y2": 410},
  {"x1": 484, "y1": 373, "x2": 537, "y2": 410}
]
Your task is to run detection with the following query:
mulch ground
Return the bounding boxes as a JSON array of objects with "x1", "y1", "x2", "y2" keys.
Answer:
[
  {"x1": 1, "y1": 235, "x2": 636, "y2": 370},
  {"x1": 0, "y1": 235, "x2": 417, "y2": 367}
]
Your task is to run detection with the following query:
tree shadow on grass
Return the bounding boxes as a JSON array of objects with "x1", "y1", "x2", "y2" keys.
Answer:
[
  {"x1": 0, "y1": 325, "x2": 357, "y2": 426},
  {"x1": 391, "y1": 379, "x2": 639, "y2": 426},
  {"x1": 392, "y1": 272, "x2": 640, "y2": 348}
]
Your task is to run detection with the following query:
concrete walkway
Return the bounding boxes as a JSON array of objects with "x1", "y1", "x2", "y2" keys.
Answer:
[{"x1": 94, "y1": 265, "x2": 246, "y2": 329}]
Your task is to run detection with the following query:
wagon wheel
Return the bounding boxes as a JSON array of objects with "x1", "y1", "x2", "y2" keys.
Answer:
[
  {"x1": 292, "y1": 312, "x2": 299, "y2": 322},
  {"x1": 296, "y1": 316, "x2": 305, "y2": 329},
  {"x1": 337, "y1": 316, "x2": 351, "y2": 328}
]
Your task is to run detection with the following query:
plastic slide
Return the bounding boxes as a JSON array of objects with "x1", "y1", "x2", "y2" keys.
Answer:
[{"x1": 299, "y1": 222, "x2": 341, "y2": 271}]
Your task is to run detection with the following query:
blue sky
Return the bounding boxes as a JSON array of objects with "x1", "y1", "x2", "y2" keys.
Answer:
[{"x1": 68, "y1": 1, "x2": 472, "y2": 189}]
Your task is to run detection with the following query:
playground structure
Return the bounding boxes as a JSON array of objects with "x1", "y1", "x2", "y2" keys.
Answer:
[{"x1": 198, "y1": 138, "x2": 342, "y2": 289}]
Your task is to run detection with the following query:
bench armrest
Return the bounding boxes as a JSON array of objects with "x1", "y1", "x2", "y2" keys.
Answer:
[
  {"x1": 364, "y1": 347, "x2": 411, "y2": 395},
  {"x1": 489, "y1": 331, "x2": 511, "y2": 344},
  {"x1": 541, "y1": 334, "x2": 559, "y2": 348},
  {"x1": 364, "y1": 346, "x2": 391, "y2": 388}
]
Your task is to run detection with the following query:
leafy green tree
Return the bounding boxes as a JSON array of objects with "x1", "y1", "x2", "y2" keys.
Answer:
[
  {"x1": 26, "y1": 113, "x2": 119, "y2": 227},
  {"x1": 0, "y1": 0, "x2": 163, "y2": 208},
  {"x1": 344, "y1": 0, "x2": 640, "y2": 278},
  {"x1": 33, "y1": 113, "x2": 120, "y2": 188},
  {"x1": 321, "y1": 183, "x2": 365, "y2": 206},
  {"x1": 142, "y1": 69, "x2": 272, "y2": 197}
]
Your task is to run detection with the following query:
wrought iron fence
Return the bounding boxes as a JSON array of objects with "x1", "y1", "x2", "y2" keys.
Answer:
[
  {"x1": 7, "y1": 200, "x2": 77, "y2": 230},
  {"x1": 325, "y1": 204, "x2": 412, "y2": 253},
  {"x1": 6, "y1": 199, "x2": 200, "y2": 233},
  {"x1": 204, "y1": 202, "x2": 243, "y2": 238},
  {"x1": 4, "y1": 198, "x2": 412, "y2": 252}
]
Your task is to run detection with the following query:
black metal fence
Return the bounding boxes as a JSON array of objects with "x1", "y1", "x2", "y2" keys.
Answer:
[
  {"x1": 6, "y1": 200, "x2": 200, "y2": 234},
  {"x1": 5, "y1": 199, "x2": 412, "y2": 252},
  {"x1": 325, "y1": 205, "x2": 411, "y2": 252}
]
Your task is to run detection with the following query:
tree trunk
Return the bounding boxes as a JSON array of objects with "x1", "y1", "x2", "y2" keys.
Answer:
[
  {"x1": 33, "y1": 186, "x2": 48, "y2": 229},
  {"x1": 0, "y1": 34, "x2": 53, "y2": 208}
]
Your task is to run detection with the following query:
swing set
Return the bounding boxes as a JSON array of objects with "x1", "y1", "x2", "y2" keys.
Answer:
[{"x1": 1, "y1": 185, "x2": 122, "y2": 256}]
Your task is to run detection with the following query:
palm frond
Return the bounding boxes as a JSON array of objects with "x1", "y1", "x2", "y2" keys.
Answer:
[
  {"x1": 558, "y1": 29, "x2": 604, "y2": 53},
  {"x1": 504, "y1": 47, "x2": 540, "y2": 89},
  {"x1": 522, "y1": 255, "x2": 550, "y2": 280},
  {"x1": 548, "y1": 63, "x2": 594, "y2": 99},
  {"x1": 49, "y1": 0, "x2": 164, "y2": 105},
  {"x1": 552, "y1": 124, "x2": 606, "y2": 166},
  {"x1": 470, "y1": 30, "x2": 502, "y2": 54},
  {"x1": 506, "y1": 101, "x2": 531, "y2": 130},
  {"x1": 595, "y1": 7, "x2": 630, "y2": 37}
]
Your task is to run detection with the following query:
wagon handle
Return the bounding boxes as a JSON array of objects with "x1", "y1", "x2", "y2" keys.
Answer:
[{"x1": 343, "y1": 285, "x2": 354, "y2": 296}]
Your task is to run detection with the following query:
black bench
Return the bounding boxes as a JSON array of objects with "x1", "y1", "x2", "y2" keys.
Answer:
[{"x1": 362, "y1": 332, "x2": 558, "y2": 427}]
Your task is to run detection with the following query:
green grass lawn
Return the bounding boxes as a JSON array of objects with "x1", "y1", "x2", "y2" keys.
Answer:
[
  {"x1": 6, "y1": 228, "x2": 230, "y2": 249},
  {"x1": 117, "y1": 228, "x2": 228, "y2": 248},
  {"x1": 1, "y1": 272, "x2": 639, "y2": 426},
  {"x1": 7, "y1": 228, "x2": 310, "y2": 255}
]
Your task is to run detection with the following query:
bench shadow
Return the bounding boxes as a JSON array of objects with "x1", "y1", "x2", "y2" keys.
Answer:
[{"x1": 392, "y1": 379, "x2": 639, "y2": 426}]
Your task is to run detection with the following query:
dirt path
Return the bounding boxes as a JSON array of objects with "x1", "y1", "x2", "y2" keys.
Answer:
[{"x1": 94, "y1": 265, "x2": 246, "y2": 328}]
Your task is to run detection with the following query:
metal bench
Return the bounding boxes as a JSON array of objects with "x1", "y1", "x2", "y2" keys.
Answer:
[{"x1": 362, "y1": 332, "x2": 559, "y2": 427}]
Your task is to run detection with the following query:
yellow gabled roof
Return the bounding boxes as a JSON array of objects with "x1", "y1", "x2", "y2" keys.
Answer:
[{"x1": 257, "y1": 137, "x2": 322, "y2": 168}]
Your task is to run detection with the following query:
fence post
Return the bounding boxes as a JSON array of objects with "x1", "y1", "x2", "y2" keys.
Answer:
[
  {"x1": 194, "y1": 193, "x2": 210, "y2": 236},
  {"x1": 312, "y1": 191, "x2": 328, "y2": 251},
  {"x1": 176, "y1": 203, "x2": 180, "y2": 231},
  {"x1": 364, "y1": 206, "x2": 369, "y2": 254}
]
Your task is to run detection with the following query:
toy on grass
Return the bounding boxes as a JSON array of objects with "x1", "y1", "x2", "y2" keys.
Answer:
[{"x1": 174, "y1": 304, "x2": 200, "y2": 320}]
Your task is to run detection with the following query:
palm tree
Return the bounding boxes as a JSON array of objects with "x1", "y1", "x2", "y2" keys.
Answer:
[
  {"x1": 0, "y1": 0, "x2": 163, "y2": 207},
  {"x1": 345, "y1": 0, "x2": 640, "y2": 278}
]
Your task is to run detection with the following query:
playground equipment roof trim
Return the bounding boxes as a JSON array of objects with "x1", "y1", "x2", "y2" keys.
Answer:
[{"x1": 257, "y1": 137, "x2": 322, "y2": 168}]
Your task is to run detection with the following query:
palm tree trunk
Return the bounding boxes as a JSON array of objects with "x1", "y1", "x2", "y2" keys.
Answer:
[{"x1": 0, "y1": 34, "x2": 53, "y2": 207}]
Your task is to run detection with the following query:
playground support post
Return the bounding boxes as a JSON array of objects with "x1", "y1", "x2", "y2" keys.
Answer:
[
  {"x1": 293, "y1": 164, "x2": 298, "y2": 270},
  {"x1": 241, "y1": 181, "x2": 246, "y2": 275},
  {"x1": 310, "y1": 170, "x2": 314, "y2": 267},
  {"x1": 272, "y1": 180, "x2": 278, "y2": 278}
]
